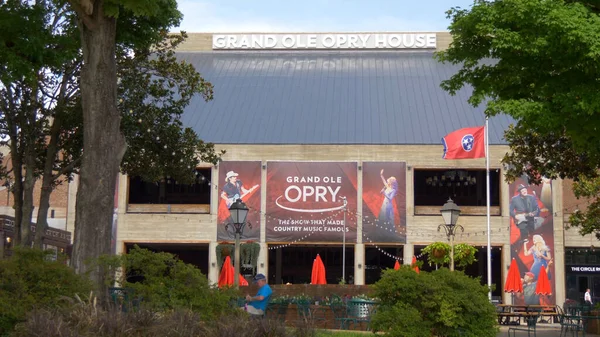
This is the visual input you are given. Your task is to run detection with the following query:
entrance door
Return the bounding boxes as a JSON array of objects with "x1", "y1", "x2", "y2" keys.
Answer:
[{"x1": 578, "y1": 276, "x2": 589, "y2": 304}]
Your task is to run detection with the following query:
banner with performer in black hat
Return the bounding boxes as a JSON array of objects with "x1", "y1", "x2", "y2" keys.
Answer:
[
  {"x1": 509, "y1": 177, "x2": 555, "y2": 305},
  {"x1": 217, "y1": 161, "x2": 261, "y2": 241}
]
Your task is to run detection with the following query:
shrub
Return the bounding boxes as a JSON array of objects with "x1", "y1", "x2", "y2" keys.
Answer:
[
  {"x1": 103, "y1": 246, "x2": 237, "y2": 321},
  {"x1": 14, "y1": 302, "x2": 314, "y2": 337},
  {"x1": 12, "y1": 297, "x2": 207, "y2": 337},
  {"x1": 0, "y1": 248, "x2": 92, "y2": 335},
  {"x1": 370, "y1": 267, "x2": 498, "y2": 337}
]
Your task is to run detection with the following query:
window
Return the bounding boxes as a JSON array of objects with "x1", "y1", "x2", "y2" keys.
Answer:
[
  {"x1": 128, "y1": 168, "x2": 211, "y2": 206},
  {"x1": 413, "y1": 169, "x2": 500, "y2": 215}
]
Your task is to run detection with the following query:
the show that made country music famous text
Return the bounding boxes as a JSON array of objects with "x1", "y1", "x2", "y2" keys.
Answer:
[
  {"x1": 361, "y1": 162, "x2": 407, "y2": 243},
  {"x1": 266, "y1": 162, "x2": 357, "y2": 242},
  {"x1": 509, "y1": 176, "x2": 555, "y2": 305},
  {"x1": 217, "y1": 161, "x2": 261, "y2": 241}
]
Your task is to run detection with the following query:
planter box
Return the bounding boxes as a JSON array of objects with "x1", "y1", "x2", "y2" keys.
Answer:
[
  {"x1": 586, "y1": 311, "x2": 600, "y2": 335},
  {"x1": 276, "y1": 304, "x2": 369, "y2": 331}
]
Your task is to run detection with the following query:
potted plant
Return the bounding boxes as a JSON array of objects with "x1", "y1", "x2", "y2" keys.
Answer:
[
  {"x1": 454, "y1": 243, "x2": 478, "y2": 269},
  {"x1": 215, "y1": 242, "x2": 234, "y2": 269},
  {"x1": 422, "y1": 242, "x2": 451, "y2": 266},
  {"x1": 240, "y1": 241, "x2": 260, "y2": 273}
]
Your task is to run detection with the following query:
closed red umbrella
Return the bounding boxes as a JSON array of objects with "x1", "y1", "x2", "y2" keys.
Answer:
[
  {"x1": 318, "y1": 255, "x2": 327, "y2": 284},
  {"x1": 393, "y1": 260, "x2": 400, "y2": 270},
  {"x1": 218, "y1": 256, "x2": 234, "y2": 288},
  {"x1": 311, "y1": 254, "x2": 327, "y2": 284},
  {"x1": 218, "y1": 256, "x2": 249, "y2": 287},
  {"x1": 505, "y1": 258, "x2": 523, "y2": 293},
  {"x1": 535, "y1": 266, "x2": 551, "y2": 295},
  {"x1": 311, "y1": 256, "x2": 319, "y2": 284},
  {"x1": 412, "y1": 256, "x2": 420, "y2": 274}
]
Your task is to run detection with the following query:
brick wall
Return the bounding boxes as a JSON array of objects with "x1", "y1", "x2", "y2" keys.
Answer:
[{"x1": 242, "y1": 284, "x2": 372, "y2": 299}]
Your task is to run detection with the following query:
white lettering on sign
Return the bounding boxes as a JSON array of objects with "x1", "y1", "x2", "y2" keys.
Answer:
[
  {"x1": 570, "y1": 266, "x2": 600, "y2": 272},
  {"x1": 212, "y1": 33, "x2": 437, "y2": 50}
]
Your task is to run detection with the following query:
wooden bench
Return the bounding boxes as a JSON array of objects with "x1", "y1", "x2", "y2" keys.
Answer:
[{"x1": 496, "y1": 305, "x2": 558, "y2": 325}]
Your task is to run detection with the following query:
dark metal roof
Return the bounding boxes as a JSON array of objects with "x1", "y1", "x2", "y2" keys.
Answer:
[{"x1": 177, "y1": 51, "x2": 512, "y2": 145}]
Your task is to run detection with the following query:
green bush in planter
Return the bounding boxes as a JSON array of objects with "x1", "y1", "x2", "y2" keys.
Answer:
[
  {"x1": 371, "y1": 266, "x2": 497, "y2": 337},
  {"x1": 101, "y1": 245, "x2": 238, "y2": 321}
]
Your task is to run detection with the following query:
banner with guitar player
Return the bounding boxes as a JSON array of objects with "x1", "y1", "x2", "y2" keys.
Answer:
[
  {"x1": 265, "y1": 161, "x2": 358, "y2": 243},
  {"x1": 509, "y1": 177, "x2": 555, "y2": 305},
  {"x1": 217, "y1": 161, "x2": 261, "y2": 241},
  {"x1": 361, "y1": 162, "x2": 406, "y2": 243}
]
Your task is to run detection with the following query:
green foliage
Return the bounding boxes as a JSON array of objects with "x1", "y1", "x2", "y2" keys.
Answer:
[
  {"x1": 422, "y1": 241, "x2": 451, "y2": 266},
  {"x1": 108, "y1": 246, "x2": 237, "y2": 320},
  {"x1": 13, "y1": 304, "x2": 209, "y2": 337},
  {"x1": 0, "y1": 248, "x2": 92, "y2": 335},
  {"x1": 454, "y1": 243, "x2": 478, "y2": 269},
  {"x1": 436, "y1": 0, "x2": 600, "y2": 236},
  {"x1": 371, "y1": 267, "x2": 498, "y2": 337},
  {"x1": 118, "y1": 31, "x2": 224, "y2": 184},
  {"x1": 0, "y1": 0, "x2": 223, "y2": 245},
  {"x1": 216, "y1": 242, "x2": 234, "y2": 269},
  {"x1": 240, "y1": 241, "x2": 261, "y2": 272}
]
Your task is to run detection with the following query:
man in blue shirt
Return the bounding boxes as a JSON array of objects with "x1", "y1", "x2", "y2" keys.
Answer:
[{"x1": 245, "y1": 273, "x2": 272, "y2": 316}]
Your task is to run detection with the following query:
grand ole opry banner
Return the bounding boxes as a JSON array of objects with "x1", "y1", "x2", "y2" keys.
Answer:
[
  {"x1": 266, "y1": 162, "x2": 358, "y2": 242},
  {"x1": 217, "y1": 161, "x2": 261, "y2": 241}
]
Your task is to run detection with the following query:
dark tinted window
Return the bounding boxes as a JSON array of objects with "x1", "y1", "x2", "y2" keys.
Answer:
[
  {"x1": 413, "y1": 169, "x2": 500, "y2": 207},
  {"x1": 128, "y1": 169, "x2": 211, "y2": 204}
]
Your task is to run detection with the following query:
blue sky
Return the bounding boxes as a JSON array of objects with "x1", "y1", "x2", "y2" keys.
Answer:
[{"x1": 176, "y1": 0, "x2": 475, "y2": 32}]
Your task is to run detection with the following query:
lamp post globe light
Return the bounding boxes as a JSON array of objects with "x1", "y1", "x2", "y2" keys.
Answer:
[
  {"x1": 226, "y1": 198, "x2": 249, "y2": 288},
  {"x1": 438, "y1": 198, "x2": 463, "y2": 271}
]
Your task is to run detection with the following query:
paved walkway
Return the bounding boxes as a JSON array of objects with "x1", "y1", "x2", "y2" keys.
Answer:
[{"x1": 498, "y1": 323, "x2": 600, "y2": 336}]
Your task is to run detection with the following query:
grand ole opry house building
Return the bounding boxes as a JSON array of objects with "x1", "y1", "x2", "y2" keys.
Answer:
[{"x1": 1, "y1": 32, "x2": 599, "y2": 306}]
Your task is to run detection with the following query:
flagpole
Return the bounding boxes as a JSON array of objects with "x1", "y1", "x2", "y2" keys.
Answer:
[{"x1": 485, "y1": 117, "x2": 492, "y2": 301}]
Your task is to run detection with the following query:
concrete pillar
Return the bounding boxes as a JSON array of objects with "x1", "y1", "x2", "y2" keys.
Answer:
[
  {"x1": 554, "y1": 179, "x2": 566, "y2": 307},
  {"x1": 356, "y1": 162, "x2": 363, "y2": 244},
  {"x1": 208, "y1": 241, "x2": 218, "y2": 285},
  {"x1": 354, "y1": 243, "x2": 365, "y2": 285},
  {"x1": 404, "y1": 243, "x2": 414, "y2": 265},
  {"x1": 258, "y1": 242, "x2": 268, "y2": 280},
  {"x1": 260, "y1": 161, "x2": 267, "y2": 245},
  {"x1": 502, "y1": 243, "x2": 511, "y2": 304}
]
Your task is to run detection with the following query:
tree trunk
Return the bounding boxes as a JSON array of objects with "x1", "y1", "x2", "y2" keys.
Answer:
[
  {"x1": 6, "y1": 86, "x2": 24, "y2": 246},
  {"x1": 73, "y1": 1, "x2": 126, "y2": 298},
  {"x1": 20, "y1": 83, "x2": 40, "y2": 247},
  {"x1": 35, "y1": 116, "x2": 63, "y2": 248},
  {"x1": 21, "y1": 161, "x2": 36, "y2": 246},
  {"x1": 10, "y1": 158, "x2": 23, "y2": 246}
]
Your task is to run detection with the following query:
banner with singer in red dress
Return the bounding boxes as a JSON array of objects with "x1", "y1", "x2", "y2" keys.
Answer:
[
  {"x1": 266, "y1": 162, "x2": 358, "y2": 243},
  {"x1": 361, "y1": 162, "x2": 406, "y2": 243},
  {"x1": 509, "y1": 177, "x2": 555, "y2": 305}
]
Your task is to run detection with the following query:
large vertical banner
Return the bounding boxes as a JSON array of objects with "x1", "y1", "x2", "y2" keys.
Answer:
[
  {"x1": 266, "y1": 162, "x2": 357, "y2": 242},
  {"x1": 217, "y1": 161, "x2": 261, "y2": 241},
  {"x1": 362, "y1": 162, "x2": 406, "y2": 243},
  {"x1": 509, "y1": 177, "x2": 555, "y2": 305}
]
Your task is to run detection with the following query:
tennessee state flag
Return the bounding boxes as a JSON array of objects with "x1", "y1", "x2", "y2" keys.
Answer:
[{"x1": 442, "y1": 126, "x2": 485, "y2": 159}]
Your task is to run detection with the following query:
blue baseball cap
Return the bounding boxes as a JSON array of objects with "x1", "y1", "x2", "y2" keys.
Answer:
[{"x1": 253, "y1": 273, "x2": 266, "y2": 282}]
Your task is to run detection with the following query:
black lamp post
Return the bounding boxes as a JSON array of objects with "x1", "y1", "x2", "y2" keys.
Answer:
[
  {"x1": 438, "y1": 198, "x2": 463, "y2": 271},
  {"x1": 226, "y1": 199, "x2": 249, "y2": 288}
]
